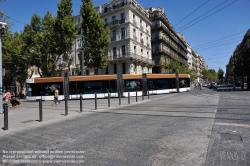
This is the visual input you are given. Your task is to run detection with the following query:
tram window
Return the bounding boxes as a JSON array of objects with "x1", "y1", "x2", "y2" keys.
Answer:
[
  {"x1": 104, "y1": 81, "x2": 116, "y2": 93},
  {"x1": 156, "y1": 79, "x2": 168, "y2": 90},
  {"x1": 83, "y1": 81, "x2": 103, "y2": 94},
  {"x1": 148, "y1": 79, "x2": 171, "y2": 90},
  {"x1": 70, "y1": 82, "x2": 82, "y2": 94},
  {"x1": 125, "y1": 80, "x2": 141, "y2": 90},
  {"x1": 179, "y1": 79, "x2": 190, "y2": 88},
  {"x1": 44, "y1": 83, "x2": 62, "y2": 96}
]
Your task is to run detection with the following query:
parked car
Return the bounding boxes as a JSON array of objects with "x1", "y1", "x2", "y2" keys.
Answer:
[{"x1": 202, "y1": 82, "x2": 210, "y2": 87}]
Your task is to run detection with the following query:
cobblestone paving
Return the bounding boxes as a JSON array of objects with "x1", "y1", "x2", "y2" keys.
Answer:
[{"x1": 204, "y1": 90, "x2": 250, "y2": 166}]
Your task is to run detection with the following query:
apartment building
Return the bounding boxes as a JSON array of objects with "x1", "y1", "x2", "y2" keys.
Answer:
[
  {"x1": 95, "y1": 0, "x2": 154, "y2": 75},
  {"x1": 147, "y1": 7, "x2": 188, "y2": 73}
]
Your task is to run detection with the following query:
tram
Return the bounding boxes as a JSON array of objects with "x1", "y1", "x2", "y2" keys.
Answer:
[{"x1": 25, "y1": 74, "x2": 190, "y2": 101}]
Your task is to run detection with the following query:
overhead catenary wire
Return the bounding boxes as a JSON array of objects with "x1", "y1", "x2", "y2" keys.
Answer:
[
  {"x1": 196, "y1": 39, "x2": 241, "y2": 51},
  {"x1": 177, "y1": 0, "x2": 229, "y2": 30},
  {"x1": 174, "y1": 0, "x2": 211, "y2": 27},
  {"x1": 178, "y1": 0, "x2": 239, "y2": 32},
  {"x1": 194, "y1": 36, "x2": 243, "y2": 49},
  {"x1": 192, "y1": 30, "x2": 245, "y2": 48}
]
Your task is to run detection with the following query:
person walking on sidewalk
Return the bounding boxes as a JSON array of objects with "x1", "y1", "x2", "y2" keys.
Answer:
[{"x1": 54, "y1": 88, "x2": 61, "y2": 105}]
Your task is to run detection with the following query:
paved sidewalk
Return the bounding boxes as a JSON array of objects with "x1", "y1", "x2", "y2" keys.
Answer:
[
  {"x1": 202, "y1": 90, "x2": 250, "y2": 166},
  {"x1": 0, "y1": 94, "x2": 156, "y2": 135}
]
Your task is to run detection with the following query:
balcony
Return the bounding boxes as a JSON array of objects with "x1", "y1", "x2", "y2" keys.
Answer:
[
  {"x1": 108, "y1": 52, "x2": 155, "y2": 65},
  {"x1": 121, "y1": 35, "x2": 126, "y2": 39}
]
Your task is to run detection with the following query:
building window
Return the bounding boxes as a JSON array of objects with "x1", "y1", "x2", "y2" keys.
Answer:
[
  {"x1": 141, "y1": 49, "x2": 143, "y2": 55},
  {"x1": 122, "y1": 45, "x2": 126, "y2": 56},
  {"x1": 147, "y1": 51, "x2": 149, "y2": 58},
  {"x1": 112, "y1": 30, "x2": 116, "y2": 41},
  {"x1": 121, "y1": 28, "x2": 125, "y2": 39},
  {"x1": 133, "y1": 14, "x2": 135, "y2": 19},
  {"x1": 78, "y1": 27, "x2": 81, "y2": 35},
  {"x1": 77, "y1": 17, "x2": 80, "y2": 24},
  {"x1": 113, "y1": 47, "x2": 116, "y2": 58},
  {"x1": 114, "y1": 64, "x2": 117, "y2": 74},
  {"x1": 121, "y1": 13, "x2": 124, "y2": 23},
  {"x1": 112, "y1": 16, "x2": 116, "y2": 24},
  {"x1": 122, "y1": 63, "x2": 126, "y2": 74},
  {"x1": 134, "y1": 46, "x2": 136, "y2": 54},
  {"x1": 77, "y1": 39, "x2": 81, "y2": 48},
  {"x1": 94, "y1": 69, "x2": 98, "y2": 75}
]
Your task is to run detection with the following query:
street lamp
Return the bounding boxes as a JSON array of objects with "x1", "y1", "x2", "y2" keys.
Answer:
[{"x1": 0, "y1": 22, "x2": 7, "y2": 113}]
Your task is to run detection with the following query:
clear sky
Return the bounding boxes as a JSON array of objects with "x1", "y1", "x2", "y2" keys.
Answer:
[{"x1": 1, "y1": 0, "x2": 250, "y2": 75}]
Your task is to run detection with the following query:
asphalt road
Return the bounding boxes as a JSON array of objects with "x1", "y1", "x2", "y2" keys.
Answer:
[{"x1": 0, "y1": 89, "x2": 221, "y2": 166}]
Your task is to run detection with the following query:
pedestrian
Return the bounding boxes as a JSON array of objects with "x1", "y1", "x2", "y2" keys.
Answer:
[
  {"x1": 51, "y1": 88, "x2": 61, "y2": 106},
  {"x1": 233, "y1": 82, "x2": 235, "y2": 91},
  {"x1": 5, "y1": 90, "x2": 11, "y2": 104}
]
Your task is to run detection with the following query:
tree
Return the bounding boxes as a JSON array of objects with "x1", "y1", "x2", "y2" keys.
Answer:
[
  {"x1": 22, "y1": 14, "x2": 43, "y2": 77},
  {"x1": 54, "y1": 0, "x2": 77, "y2": 73},
  {"x1": 159, "y1": 56, "x2": 168, "y2": 73},
  {"x1": 22, "y1": 0, "x2": 77, "y2": 77},
  {"x1": 168, "y1": 58, "x2": 181, "y2": 74},
  {"x1": 80, "y1": 0, "x2": 110, "y2": 69},
  {"x1": 217, "y1": 68, "x2": 224, "y2": 82}
]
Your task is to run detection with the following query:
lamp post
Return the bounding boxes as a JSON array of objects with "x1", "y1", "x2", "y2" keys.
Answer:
[{"x1": 0, "y1": 22, "x2": 7, "y2": 113}]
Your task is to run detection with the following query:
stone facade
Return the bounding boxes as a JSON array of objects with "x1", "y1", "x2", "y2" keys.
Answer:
[{"x1": 147, "y1": 7, "x2": 188, "y2": 73}]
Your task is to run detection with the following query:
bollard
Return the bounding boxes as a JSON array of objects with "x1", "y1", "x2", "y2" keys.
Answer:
[
  {"x1": 4, "y1": 104, "x2": 8, "y2": 130},
  {"x1": 108, "y1": 93, "x2": 110, "y2": 107},
  {"x1": 128, "y1": 92, "x2": 130, "y2": 104},
  {"x1": 148, "y1": 89, "x2": 149, "y2": 99},
  {"x1": 119, "y1": 91, "x2": 121, "y2": 105},
  {"x1": 95, "y1": 92, "x2": 97, "y2": 110},
  {"x1": 142, "y1": 93, "x2": 144, "y2": 101},
  {"x1": 39, "y1": 99, "x2": 43, "y2": 122},
  {"x1": 136, "y1": 90, "x2": 138, "y2": 102},
  {"x1": 65, "y1": 96, "x2": 68, "y2": 116},
  {"x1": 80, "y1": 94, "x2": 83, "y2": 112}
]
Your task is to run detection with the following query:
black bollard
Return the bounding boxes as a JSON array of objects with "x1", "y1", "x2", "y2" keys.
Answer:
[
  {"x1": 39, "y1": 99, "x2": 43, "y2": 122},
  {"x1": 95, "y1": 92, "x2": 97, "y2": 110},
  {"x1": 148, "y1": 89, "x2": 149, "y2": 99},
  {"x1": 142, "y1": 93, "x2": 144, "y2": 101},
  {"x1": 136, "y1": 90, "x2": 138, "y2": 102},
  {"x1": 65, "y1": 96, "x2": 68, "y2": 116},
  {"x1": 119, "y1": 91, "x2": 121, "y2": 105},
  {"x1": 4, "y1": 104, "x2": 8, "y2": 130},
  {"x1": 80, "y1": 94, "x2": 83, "y2": 112},
  {"x1": 108, "y1": 93, "x2": 110, "y2": 107},
  {"x1": 128, "y1": 92, "x2": 130, "y2": 104}
]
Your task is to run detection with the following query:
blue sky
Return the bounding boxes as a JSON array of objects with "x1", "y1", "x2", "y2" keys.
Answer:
[{"x1": 1, "y1": 0, "x2": 250, "y2": 74}]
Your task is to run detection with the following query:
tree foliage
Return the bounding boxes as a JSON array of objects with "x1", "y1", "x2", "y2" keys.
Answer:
[
  {"x1": 217, "y1": 68, "x2": 224, "y2": 82},
  {"x1": 80, "y1": 0, "x2": 110, "y2": 69},
  {"x1": 201, "y1": 69, "x2": 217, "y2": 82},
  {"x1": 22, "y1": 0, "x2": 77, "y2": 77}
]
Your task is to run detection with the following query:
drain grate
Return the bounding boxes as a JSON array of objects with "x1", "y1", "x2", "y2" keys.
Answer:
[
  {"x1": 219, "y1": 132, "x2": 243, "y2": 142},
  {"x1": 21, "y1": 120, "x2": 34, "y2": 124}
]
